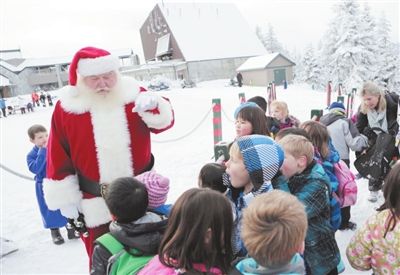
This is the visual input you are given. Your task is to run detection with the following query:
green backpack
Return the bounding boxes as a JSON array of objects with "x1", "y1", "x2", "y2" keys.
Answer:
[{"x1": 96, "y1": 233, "x2": 154, "y2": 275}]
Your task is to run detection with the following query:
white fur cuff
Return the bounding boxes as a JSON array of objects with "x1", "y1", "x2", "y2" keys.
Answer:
[
  {"x1": 80, "y1": 197, "x2": 112, "y2": 228},
  {"x1": 139, "y1": 96, "x2": 174, "y2": 129},
  {"x1": 77, "y1": 55, "x2": 120, "y2": 77},
  {"x1": 43, "y1": 175, "x2": 82, "y2": 210}
]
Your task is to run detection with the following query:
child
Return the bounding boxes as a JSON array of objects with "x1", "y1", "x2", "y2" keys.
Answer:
[
  {"x1": 270, "y1": 100, "x2": 301, "y2": 131},
  {"x1": 26, "y1": 124, "x2": 74, "y2": 244},
  {"x1": 233, "y1": 102, "x2": 270, "y2": 138},
  {"x1": 136, "y1": 171, "x2": 172, "y2": 216},
  {"x1": 91, "y1": 177, "x2": 168, "y2": 275},
  {"x1": 226, "y1": 134, "x2": 284, "y2": 256},
  {"x1": 320, "y1": 102, "x2": 368, "y2": 230},
  {"x1": 274, "y1": 135, "x2": 340, "y2": 275},
  {"x1": 300, "y1": 120, "x2": 342, "y2": 231},
  {"x1": 274, "y1": 127, "x2": 310, "y2": 142},
  {"x1": 198, "y1": 162, "x2": 227, "y2": 193},
  {"x1": 234, "y1": 190, "x2": 307, "y2": 274},
  {"x1": 320, "y1": 102, "x2": 368, "y2": 167},
  {"x1": 138, "y1": 188, "x2": 234, "y2": 274},
  {"x1": 346, "y1": 161, "x2": 400, "y2": 273}
]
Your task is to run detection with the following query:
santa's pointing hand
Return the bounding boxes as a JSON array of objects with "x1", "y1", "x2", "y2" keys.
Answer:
[{"x1": 132, "y1": 92, "x2": 159, "y2": 113}]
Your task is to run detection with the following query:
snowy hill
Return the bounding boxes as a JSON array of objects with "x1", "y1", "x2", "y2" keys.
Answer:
[{"x1": 1, "y1": 81, "x2": 378, "y2": 274}]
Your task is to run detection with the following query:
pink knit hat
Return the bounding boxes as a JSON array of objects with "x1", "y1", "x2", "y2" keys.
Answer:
[{"x1": 135, "y1": 171, "x2": 170, "y2": 209}]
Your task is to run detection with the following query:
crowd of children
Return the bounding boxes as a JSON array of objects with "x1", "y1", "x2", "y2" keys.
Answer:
[{"x1": 26, "y1": 81, "x2": 400, "y2": 274}]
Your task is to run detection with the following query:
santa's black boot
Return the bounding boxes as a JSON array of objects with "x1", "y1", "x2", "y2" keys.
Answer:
[
  {"x1": 50, "y1": 228, "x2": 65, "y2": 245},
  {"x1": 66, "y1": 226, "x2": 80, "y2": 240}
]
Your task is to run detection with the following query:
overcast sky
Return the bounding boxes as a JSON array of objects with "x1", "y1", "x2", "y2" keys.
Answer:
[{"x1": 0, "y1": 0, "x2": 398, "y2": 62}]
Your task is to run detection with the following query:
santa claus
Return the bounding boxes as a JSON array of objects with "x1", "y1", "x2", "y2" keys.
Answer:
[{"x1": 43, "y1": 47, "x2": 174, "y2": 261}]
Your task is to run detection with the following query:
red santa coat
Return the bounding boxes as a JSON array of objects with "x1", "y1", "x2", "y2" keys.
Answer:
[{"x1": 43, "y1": 76, "x2": 174, "y2": 228}]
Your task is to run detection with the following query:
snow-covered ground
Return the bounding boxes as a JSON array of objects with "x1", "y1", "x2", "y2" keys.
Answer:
[{"x1": 1, "y1": 80, "x2": 381, "y2": 274}]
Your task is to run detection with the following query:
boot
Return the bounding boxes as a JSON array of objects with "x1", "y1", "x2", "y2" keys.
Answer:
[
  {"x1": 368, "y1": 191, "x2": 379, "y2": 203},
  {"x1": 50, "y1": 228, "x2": 65, "y2": 245},
  {"x1": 66, "y1": 226, "x2": 80, "y2": 240}
]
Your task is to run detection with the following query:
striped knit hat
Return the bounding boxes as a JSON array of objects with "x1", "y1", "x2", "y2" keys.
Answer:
[
  {"x1": 135, "y1": 171, "x2": 169, "y2": 209},
  {"x1": 236, "y1": 135, "x2": 284, "y2": 190}
]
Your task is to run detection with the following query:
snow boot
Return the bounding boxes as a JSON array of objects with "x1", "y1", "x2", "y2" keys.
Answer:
[
  {"x1": 367, "y1": 191, "x2": 379, "y2": 203},
  {"x1": 50, "y1": 228, "x2": 64, "y2": 245},
  {"x1": 66, "y1": 227, "x2": 80, "y2": 240}
]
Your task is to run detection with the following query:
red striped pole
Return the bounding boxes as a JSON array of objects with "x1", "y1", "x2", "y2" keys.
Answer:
[
  {"x1": 238, "y1": 93, "x2": 246, "y2": 103},
  {"x1": 212, "y1": 98, "x2": 222, "y2": 144},
  {"x1": 349, "y1": 88, "x2": 356, "y2": 118},
  {"x1": 272, "y1": 82, "x2": 276, "y2": 100},
  {"x1": 338, "y1": 83, "x2": 342, "y2": 96},
  {"x1": 326, "y1": 81, "x2": 332, "y2": 108},
  {"x1": 346, "y1": 93, "x2": 351, "y2": 118}
]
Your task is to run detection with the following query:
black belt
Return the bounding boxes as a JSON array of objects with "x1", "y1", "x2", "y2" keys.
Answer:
[{"x1": 78, "y1": 154, "x2": 155, "y2": 197}]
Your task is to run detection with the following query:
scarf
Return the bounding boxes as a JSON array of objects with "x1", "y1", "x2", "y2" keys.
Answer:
[{"x1": 367, "y1": 109, "x2": 388, "y2": 133}]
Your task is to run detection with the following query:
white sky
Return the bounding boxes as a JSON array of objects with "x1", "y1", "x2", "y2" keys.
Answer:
[{"x1": 0, "y1": 0, "x2": 398, "y2": 62}]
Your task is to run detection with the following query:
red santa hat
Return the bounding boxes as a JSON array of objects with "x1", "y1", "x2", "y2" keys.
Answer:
[{"x1": 69, "y1": 47, "x2": 120, "y2": 86}]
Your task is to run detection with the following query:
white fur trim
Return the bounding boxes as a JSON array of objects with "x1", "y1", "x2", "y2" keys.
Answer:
[
  {"x1": 91, "y1": 103, "x2": 134, "y2": 183},
  {"x1": 80, "y1": 197, "x2": 112, "y2": 227},
  {"x1": 138, "y1": 95, "x2": 174, "y2": 129},
  {"x1": 43, "y1": 175, "x2": 82, "y2": 210},
  {"x1": 59, "y1": 76, "x2": 140, "y2": 114},
  {"x1": 77, "y1": 55, "x2": 120, "y2": 77}
]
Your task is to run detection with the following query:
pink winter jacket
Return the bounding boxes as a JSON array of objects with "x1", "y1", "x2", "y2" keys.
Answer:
[{"x1": 346, "y1": 209, "x2": 400, "y2": 274}]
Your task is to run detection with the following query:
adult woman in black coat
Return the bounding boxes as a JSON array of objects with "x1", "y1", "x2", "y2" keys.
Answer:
[{"x1": 356, "y1": 81, "x2": 399, "y2": 202}]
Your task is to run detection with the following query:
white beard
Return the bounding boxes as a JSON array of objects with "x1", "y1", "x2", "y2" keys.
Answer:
[{"x1": 75, "y1": 74, "x2": 126, "y2": 110}]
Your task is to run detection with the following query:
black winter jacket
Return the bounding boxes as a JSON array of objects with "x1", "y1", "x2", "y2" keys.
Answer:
[
  {"x1": 356, "y1": 93, "x2": 399, "y2": 136},
  {"x1": 90, "y1": 212, "x2": 168, "y2": 275}
]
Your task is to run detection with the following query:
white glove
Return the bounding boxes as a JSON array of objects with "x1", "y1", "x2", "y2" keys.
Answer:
[
  {"x1": 132, "y1": 93, "x2": 159, "y2": 113},
  {"x1": 60, "y1": 204, "x2": 79, "y2": 219}
]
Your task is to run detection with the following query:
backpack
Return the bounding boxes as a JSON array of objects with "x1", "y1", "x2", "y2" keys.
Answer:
[
  {"x1": 333, "y1": 160, "x2": 357, "y2": 207},
  {"x1": 96, "y1": 233, "x2": 153, "y2": 275}
]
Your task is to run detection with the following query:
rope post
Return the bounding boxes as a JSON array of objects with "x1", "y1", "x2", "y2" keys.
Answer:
[
  {"x1": 349, "y1": 88, "x2": 356, "y2": 119},
  {"x1": 337, "y1": 96, "x2": 345, "y2": 104},
  {"x1": 238, "y1": 92, "x2": 246, "y2": 103},
  {"x1": 272, "y1": 81, "x2": 276, "y2": 100},
  {"x1": 326, "y1": 81, "x2": 332, "y2": 108},
  {"x1": 267, "y1": 85, "x2": 272, "y2": 116},
  {"x1": 212, "y1": 98, "x2": 222, "y2": 145},
  {"x1": 338, "y1": 83, "x2": 342, "y2": 96}
]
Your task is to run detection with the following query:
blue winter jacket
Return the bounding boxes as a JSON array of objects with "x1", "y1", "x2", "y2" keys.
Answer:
[
  {"x1": 273, "y1": 162, "x2": 340, "y2": 275},
  {"x1": 235, "y1": 254, "x2": 305, "y2": 275}
]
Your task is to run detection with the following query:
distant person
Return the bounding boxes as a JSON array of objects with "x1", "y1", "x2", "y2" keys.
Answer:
[
  {"x1": 26, "y1": 124, "x2": 77, "y2": 245},
  {"x1": 46, "y1": 92, "x2": 53, "y2": 106},
  {"x1": 31, "y1": 91, "x2": 40, "y2": 107},
  {"x1": 0, "y1": 97, "x2": 6, "y2": 117},
  {"x1": 234, "y1": 190, "x2": 307, "y2": 274},
  {"x1": 236, "y1": 72, "x2": 243, "y2": 87},
  {"x1": 39, "y1": 92, "x2": 46, "y2": 107}
]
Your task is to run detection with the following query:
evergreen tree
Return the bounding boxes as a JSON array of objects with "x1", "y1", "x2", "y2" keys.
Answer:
[
  {"x1": 264, "y1": 24, "x2": 283, "y2": 53},
  {"x1": 375, "y1": 13, "x2": 399, "y2": 92},
  {"x1": 301, "y1": 44, "x2": 322, "y2": 89}
]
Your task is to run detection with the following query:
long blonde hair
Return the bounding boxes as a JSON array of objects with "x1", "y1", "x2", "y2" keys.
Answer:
[{"x1": 359, "y1": 81, "x2": 386, "y2": 114}]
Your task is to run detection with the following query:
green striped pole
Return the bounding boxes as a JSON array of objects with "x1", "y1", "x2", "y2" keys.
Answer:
[{"x1": 238, "y1": 92, "x2": 246, "y2": 103}]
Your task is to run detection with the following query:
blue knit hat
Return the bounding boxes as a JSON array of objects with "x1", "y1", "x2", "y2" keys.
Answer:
[
  {"x1": 234, "y1": 102, "x2": 259, "y2": 119},
  {"x1": 329, "y1": 102, "x2": 345, "y2": 114},
  {"x1": 236, "y1": 134, "x2": 284, "y2": 190}
]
